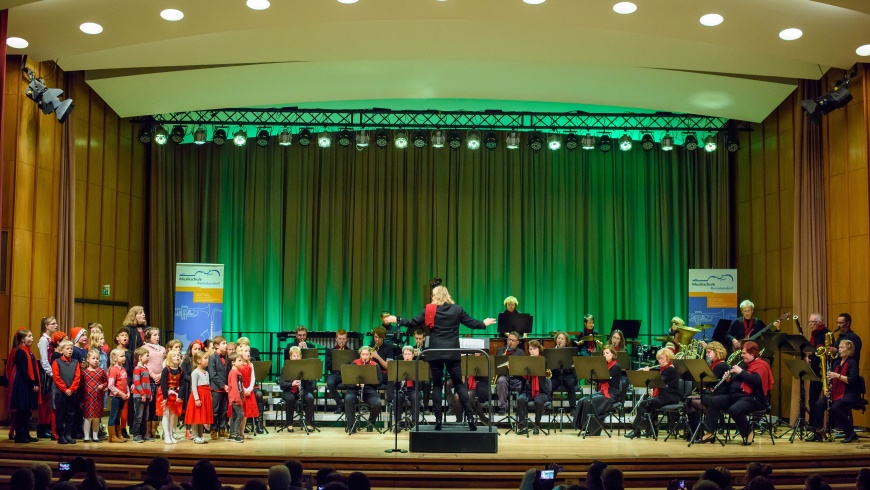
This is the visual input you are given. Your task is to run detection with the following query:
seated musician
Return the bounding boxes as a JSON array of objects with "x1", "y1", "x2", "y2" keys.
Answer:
[
  {"x1": 283, "y1": 325, "x2": 321, "y2": 360},
  {"x1": 807, "y1": 339, "x2": 860, "y2": 443},
  {"x1": 389, "y1": 346, "x2": 422, "y2": 432},
  {"x1": 608, "y1": 329, "x2": 627, "y2": 353},
  {"x1": 577, "y1": 314, "x2": 600, "y2": 356},
  {"x1": 685, "y1": 341, "x2": 729, "y2": 434},
  {"x1": 466, "y1": 355, "x2": 492, "y2": 426},
  {"x1": 325, "y1": 329, "x2": 351, "y2": 414},
  {"x1": 625, "y1": 348, "x2": 680, "y2": 439},
  {"x1": 516, "y1": 340, "x2": 552, "y2": 435},
  {"x1": 573, "y1": 344, "x2": 622, "y2": 435},
  {"x1": 278, "y1": 347, "x2": 316, "y2": 432},
  {"x1": 344, "y1": 345, "x2": 383, "y2": 433},
  {"x1": 701, "y1": 341, "x2": 773, "y2": 445},
  {"x1": 371, "y1": 326, "x2": 399, "y2": 411},
  {"x1": 411, "y1": 329, "x2": 432, "y2": 412},
  {"x1": 496, "y1": 331, "x2": 524, "y2": 415},
  {"x1": 551, "y1": 331, "x2": 578, "y2": 410},
  {"x1": 667, "y1": 317, "x2": 685, "y2": 354}
]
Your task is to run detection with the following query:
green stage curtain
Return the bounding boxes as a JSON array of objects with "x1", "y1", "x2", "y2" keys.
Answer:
[{"x1": 147, "y1": 133, "x2": 730, "y2": 351}]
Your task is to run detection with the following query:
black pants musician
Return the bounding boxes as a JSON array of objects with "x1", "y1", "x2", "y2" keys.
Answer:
[
  {"x1": 626, "y1": 348, "x2": 680, "y2": 439},
  {"x1": 807, "y1": 340, "x2": 861, "y2": 443}
]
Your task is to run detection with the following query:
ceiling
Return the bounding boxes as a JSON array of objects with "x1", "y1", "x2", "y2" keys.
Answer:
[{"x1": 4, "y1": 0, "x2": 870, "y2": 122}]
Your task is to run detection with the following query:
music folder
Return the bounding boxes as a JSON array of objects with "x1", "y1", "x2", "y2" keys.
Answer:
[{"x1": 497, "y1": 312, "x2": 533, "y2": 335}]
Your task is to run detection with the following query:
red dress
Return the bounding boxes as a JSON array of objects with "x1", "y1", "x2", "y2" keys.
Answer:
[
  {"x1": 239, "y1": 362, "x2": 259, "y2": 417},
  {"x1": 156, "y1": 367, "x2": 184, "y2": 417},
  {"x1": 81, "y1": 368, "x2": 108, "y2": 419},
  {"x1": 185, "y1": 373, "x2": 214, "y2": 426}
]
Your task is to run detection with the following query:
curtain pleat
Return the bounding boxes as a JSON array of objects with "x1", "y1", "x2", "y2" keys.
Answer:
[{"x1": 55, "y1": 74, "x2": 76, "y2": 329}]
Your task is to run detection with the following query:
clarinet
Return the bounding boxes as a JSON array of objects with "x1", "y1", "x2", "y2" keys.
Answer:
[{"x1": 713, "y1": 360, "x2": 744, "y2": 392}]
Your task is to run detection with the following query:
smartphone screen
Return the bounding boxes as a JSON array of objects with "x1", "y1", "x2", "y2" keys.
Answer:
[
  {"x1": 540, "y1": 470, "x2": 555, "y2": 480},
  {"x1": 59, "y1": 462, "x2": 70, "y2": 471},
  {"x1": 678, "y1": 481, "x2": 685, "y2": 489}
]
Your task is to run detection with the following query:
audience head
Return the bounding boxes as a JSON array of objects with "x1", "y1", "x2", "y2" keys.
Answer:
[
  {"x1": 692, "y1": 481, "x2": 722, "y2": 490},
  {"x1": 601, "y1": 467, "x2": 624, "y2": 490},
  {"x1": 241, "y1": 480, "x2": 268, "y2": 490},
  {"x1": 11, "y1": 468, "x2": 34, "y2": 490},
  {"x1": 857, "y1": 468, "x2": 870, "y2": 490},
  {"x1": 699, "y1": 467, "x2": 732, "y2": 490},
  {"x1": 146, "y1": 456, "x2": 172, "y2": 485},
  {"x1": 191, "y1": 460, "x2": 220, "y2": 490},
  {"x1": 586, "y1": 460, "x2": 608, "y2": 490},
  {"x1": 283, "y1": 459, "x2": 304, "y2": 485},
  {"x1": 745, "y1": 462, "x2": 773, "y2": 483},
  {"x1": 323, "y1": 483, "x2": 348, "y2": 490},
  {"x1": 52, "y1": 483, "x2": 77, "y2": 490},
  {"x1": 804, "y1": 474, "x2": 831, "y2": 490},
  {"x1": 745, "y1": 476, "x2": 775, "y2": 490},
  {"x1": 325, "y1": 472, "x2": 348, "y2": 486},
  {"x1": 316, "y1": 466, "x2": 337, "y2": 486},
  {"x1": 29, "y1": 463, "x2": 52, "y2": 490},
  {"x1": 268, "y1": 465, "x2": 292, "y2": 490},
  {"x1": 347, "y1": 471, "x2": 371, "y2": 490}
]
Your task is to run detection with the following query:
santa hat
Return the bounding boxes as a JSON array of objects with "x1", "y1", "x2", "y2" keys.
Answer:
[
  {"x1": 71, "y1": 327, "x2": 86, "y2": 344},
  {"x1": 51, "y1": 332, "x2": 67, "y2": 345}
]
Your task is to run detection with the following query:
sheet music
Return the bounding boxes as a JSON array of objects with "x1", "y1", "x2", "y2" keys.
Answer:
[{"x1": 459, "y1": 338, "x2": 486, "y2": 350}]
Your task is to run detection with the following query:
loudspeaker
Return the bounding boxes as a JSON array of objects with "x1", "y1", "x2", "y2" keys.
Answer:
[{"x1": 409, "y1": 426, "x2": 498, "y2": 453}]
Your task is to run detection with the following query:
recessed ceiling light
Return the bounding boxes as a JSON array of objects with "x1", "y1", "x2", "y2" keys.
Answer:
[
  {"x1": 160, "y1": 9, "x2": 184, "y2": 21},
  {"x1": 80, "y1": 22, "x2": 103, "y2": 35},
  {"x1": 613, "y1": 2, "x2": 637, "y2": 14},
  {"x1": 6, "y1": 37, "x2": 28, "y2": 49},
  {"x1": 857, "y1": 44, "x2": 870, "y2": 56},
  {"x1": 523, "y1": 0, "x2": 546, "y2": 4},
  {"x1": 337, "y1": 0, "x2": 359, "y2": 4},
  {"x1": 779, "y1": 28, "x2": 802, "y2": 41},
  {"x1": 246, "y1": 0, "x2": 270, "y2": 10},
  {"x1": 699, "y1": 14, "x2": 723, "y2": 27}
]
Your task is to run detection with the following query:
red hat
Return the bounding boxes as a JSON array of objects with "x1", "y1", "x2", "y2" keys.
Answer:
[
  {"x1": 51, "y1": 332, "x2": 67, "y2": 344},
  {"x1": 71, "y1": 327, "x2": 86, "y2": 344}
]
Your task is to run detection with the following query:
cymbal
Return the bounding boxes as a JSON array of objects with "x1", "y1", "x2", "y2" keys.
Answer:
[
  {"x1": 677, "y1": 326, "x2": 702, "y2": 334},
  {"x1": 578, "y1": 334, "x2": 604, "y2": 342},
  {"x1": 653, "y1": 336, "x2": 673, "y2": 342}
]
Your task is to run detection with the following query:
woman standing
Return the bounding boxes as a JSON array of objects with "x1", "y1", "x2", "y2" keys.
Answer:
[
  {"x1": 808, "y1": 339, "x2": 861, "y2": 443},
  {"x1": 11, "y1": 329, "x2": 42, "y2": 443}
]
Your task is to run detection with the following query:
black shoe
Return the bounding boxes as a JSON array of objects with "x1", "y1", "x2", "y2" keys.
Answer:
[
  {"x1": 841, "y1": 433, "x2": 859, "y2": 443},
  {"x1": 497, "y1": 408, "x2": 506, "y2": 416},
  {"x1": 624, "y1": 430, "x2": 638, "y2": 439},
  {"x1": 333, "y1": 406, "x2": 343, "y2": 414},
  {"x1": 805, "y1": 431, "x2": 823, "y2": 442},
  {"x1": 58, "y1": 437, "x2": 69, "y2": 445},
  {"x1": 366, "y1": 424, "x2": 374, "y2": 432},
  {"x1": 467, "y1": 420, "x2": 477, "y2": 431},
  {"x1": 700, "y1": 433, "x2": 716, "y2": 444},
  {"x1": 517, "y1": 426, "x2": 529, "y2": 435},
  {"x1": 66, "y1": 435, "x2": 76, "y2": 444},
  {"x1": 434, "y1": 422, "x2": 443, "y2": 431},
  {"x1": 741, "y1": 431, "x2": 755, "y2": 446},
  {"x1": 14, "y1": 437, "x2": 30, "y2": 444},
  {"x1": 533, "y1": 427, "x2": 540, "y2": 435},
  {"x1": 28, "y1": 436, "x2": 39, "y2": 442}
]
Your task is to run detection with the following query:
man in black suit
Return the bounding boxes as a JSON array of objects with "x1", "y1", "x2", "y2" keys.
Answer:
[
  {"x1": 385, "y1": 286, "x2": 495, "y2": 431},
  {"x1": 283, "y1": 325, "x2": 321, "y2": 360},
  {"x1": 832, "y1": 313, "x2": 862, "y2": 365}
]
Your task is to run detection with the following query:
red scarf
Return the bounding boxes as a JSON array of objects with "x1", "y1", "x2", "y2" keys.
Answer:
[
  {"x1": 529, "y1": 374, "x2": 541, "y2": 398},
  {"x1": 741, "y1": 357, "x2": 773, "y2": 396},
  {"x1": 425, "y1": 304, "x2": 437, "y2": 330},
  {"x1": 743, "y1": 318, "x2": 754, "y2": 338},
  {"x1": 831, "y1": 361, "x2": 848, "y2": 401},
  {"x1": 583, "y1": 328, "x2": 597, "y2": 353},
  {"x1": 652, "y1": 363, "x2": 671, "y2": 397},
  {"x1": 467, "y1": 376, "x2": 476, "y2": 390},
  {"x1": 600, "y1": 359, "x2": 617, "y2": 399}
]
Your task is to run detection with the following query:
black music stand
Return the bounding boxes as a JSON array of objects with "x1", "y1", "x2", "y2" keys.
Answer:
[
  {"x1": 574, "y1": 356, "x2": 612, "y2": 438},
  {"x1": 461, "y1": 355, "x2": 495, "y2": 428},
  {"x1": 279, "y1": 359, "x2": 323, "y2": 435},
  {"x1": 616, "y1": 351, "x2": 630, "y2": 371},
  {"x1": 674, "y1": 359, "x2": 723, "y2": 447},
  {"x1": 300, "y1": 348, "x2": 320, "y2": 359},
  {"x1": 385, "y1": 360, "x2": 430, "y2": 453},
  {"x1": 507, "y1": 356, "x2": 547, "y2": 437},
  {"x1": 340, "y1": 364, "x2": 380, "y2": 435},
  {"x1": 332, "y1": 349, "x2": 360, "y2": 370},
  {"x1": 612, "y1": 319, "x2": 641, "y2": 341},
  {"x1": 492, "y1": 354, "x2": 515, "y2": 426},
  {"x1": 781, "y1": 359, "x2": 820, "y2": 443},
  {"x1": 626, "y1": 369, "x2": 666, "y2": 440},
  {"x1": 497, "y1": 313, "x2": 533, "y2": 336},
  {"x1": 251, "y1": 361, "x2": 272, "y2": 435},
  {"x1": 544, "y1": 347, "x2": 575, "y2": 371}
]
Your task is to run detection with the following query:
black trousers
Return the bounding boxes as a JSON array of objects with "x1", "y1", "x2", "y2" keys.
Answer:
[
  {"x1": 810, "y1": 392, "x2": 860, "y2": 436},
  {"x1": 517, "y1": 393, "x2": 551, "y2": 426},
  {"x1": 573, "y1": 392, "x2": 612, "y2": 432},
  {"x1": 345, "y1": 386, "x2": 382, "y2": 429},
  {"x1": 704, "y1": 393, "x2": 764, "y2": 438},
  {"x1": 326, "y1": 372, "x2": 347, "y2": 405},
  {"x1": 551, "y1": 370, "x2": 578, "y2": 408},
  {"x1": 282, "y1": 390, "x2": 315, "y2": 426},
  {"x1": 429, "y1": 359, "x2": 472, "y2": 419},
  {"x1": 54, "y1": 392, "x2": 79, "y2": 437},
  {"x1": 630, "y1": 395, "x2": 674, "y2": 432}
]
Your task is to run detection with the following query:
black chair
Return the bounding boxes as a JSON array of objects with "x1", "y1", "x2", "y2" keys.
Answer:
[
  {"x1": 724, "y1": 394, "x2": 775, "y2": 445},
  {"x1": 660, "y1": 378, "x2": 694, "y2": 441},
  {"x1": 579, "y1": 376, "x2": 630, "y2": 439}
]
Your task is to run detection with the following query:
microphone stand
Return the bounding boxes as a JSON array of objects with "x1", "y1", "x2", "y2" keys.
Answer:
[{"x1": 386, "y1": 359, "x2": 408, "y2": 453}]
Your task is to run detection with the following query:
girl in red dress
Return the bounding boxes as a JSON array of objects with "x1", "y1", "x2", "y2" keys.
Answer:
[
  {"x1": 235, "y1": 340, "x2": 259, "y2": 438},
  {"x1": 81, "y1": 349, "x2": 108, "y2": 442},
  {"x1": 158, "y1": 350, "x2": 184, "y2": 444},
  {"x1": 184, "y1": 351, "x2": 213, "y2": 444}
]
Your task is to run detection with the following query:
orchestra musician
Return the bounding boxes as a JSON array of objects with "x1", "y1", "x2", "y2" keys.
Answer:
[
  {"x1": 411, "y1": 329, "x2": 432, "y2": 412},
  {"x1": 726, "y1": 300, "x2": 780, "y2": 354},
  {"x1": 283, "y1": 326, "x2": 321, "y2": 360},
  {"x1": 831, "y1": 313, "x2": 862, "y2": 365},
  {"x1": 385, "y1": 285, "x2": 496, "y2": 431},
  {"x1": 667, "y1": 317, "x2": 685, "y2": 354},
  {"x1": 573, "y1": 344, "x2": 622, "y2": 435},
  {"x1": 516, "y1": 340, "x2": 552, "y2": 435},
  {"x1": 495, "y1": 332, "x2": 525, "y2": 416},
  {"x1": 325, "y1": 329, "x2": 351, "y2": 414},
  {"x1": 608, "y1": 330, "x2": 627, "y2": 353},
  {"x1": 807, "y1": 339, "x2": 861, "y2": 443},
  {"x1": 551, "y1": 331, "x2": 578, "y2": 410},
  {"x1": 389, "y1": 346, "x2": 422, "y2": 432},
  {"x1": 806, "y1": 313, "x2": 827, "y2": 408},
  {"x1": 278, "y1": 347, "x2": 316, "y2": 433},
  {"x1": 577, "y1": 314, "x2": 600, "y2": 356},
  {"x1": 685, "y1": 341, "x2": 729, "y2": 434},
  {"x1": 344, "y1": 345, "x2": 383, "y2": 433},
  {"x1": 371, "y1": 326, "x2": 399, "y2": 408},
  {"x1": 700, "y1": 341, "x2": 773, "y2": 445},
  {"x1": 625, "y1": 348, "x2": 680, "y2": 439}
]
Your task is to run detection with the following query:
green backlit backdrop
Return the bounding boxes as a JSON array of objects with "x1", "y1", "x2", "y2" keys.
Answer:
[{"x1": 148, "y1": 132, "x2": 730, "y2": 352}]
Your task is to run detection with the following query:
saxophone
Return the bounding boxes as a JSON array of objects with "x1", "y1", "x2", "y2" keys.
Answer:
[{"x1": 815, "y1": 331, "x2": 834, "y2": 440}]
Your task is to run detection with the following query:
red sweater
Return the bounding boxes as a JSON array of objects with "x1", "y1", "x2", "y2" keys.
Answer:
[
  {"x1": 52, "y1": 356, "x2": 81, "y2": 393},
  {"x1": 132, "y1": 364, "x2": 152, "y2": 398}
]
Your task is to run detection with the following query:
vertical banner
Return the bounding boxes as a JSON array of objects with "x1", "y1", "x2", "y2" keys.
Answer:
[
  {"x1": 174, "y1": 263, "x2": 224, "y2": 351},
  {"x1": 688, "y1": 269, "x2": 738, "y2": 340}
]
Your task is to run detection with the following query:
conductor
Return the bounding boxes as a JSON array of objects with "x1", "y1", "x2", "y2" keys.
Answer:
[{"x1": 384, "y1": 285, "x2": 495, "y2": 431}]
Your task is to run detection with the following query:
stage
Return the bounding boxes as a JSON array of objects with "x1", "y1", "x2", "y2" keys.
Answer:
[{"x1": 1, "y1": 422, "x2": 867, "y2": 489}]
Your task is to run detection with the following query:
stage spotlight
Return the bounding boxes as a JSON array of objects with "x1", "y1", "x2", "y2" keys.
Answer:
[
  {"x1": 466, "y1": 130, "x2": 481, "y2": 150},
  {"x1": 580, "y1": 134, "x2": 596, "y2": 150},
  {"x1": 394, "y1": 131, "x2": 409, "y2": 149},
  {"x1": 338, "y1": 129, "x2": 352, "y2": 147},
  {"x1": 703, "y1": 135, "x2": 717, "y2": 152},
  {"x1": 412, "y1": 131, "x2": 427, "y2": 148},
  {"x1": 448, "y1": 131, "x2": 462, "y2": 149},
  {"x1": 277, "y1": 129, "x2": 292, "y2": 146},
  {"x1": 547, "y1": 134, "x2": 561, "y2": 151},
  {"x1": 213, "y1": 128, "x2": 227, "y2": 146},
  {"x1": 22, "y1": 66, "x2": 74, "y2": 123},
  {"x1": 660, "y1": 134, "x2": 675, "y2": 151},
  {"x1": 801, "y1": 73, "x2": 854, "y2": 124},
  {"x1": 137, "y1": 126, "x2": 152, "y2": 144},
  {"x1": 528, "y1": 133, "x2": 543, "y2": 151},
  {"x1": 599, "y1": 135, "x2": 612, "y2": 153},
  {"x1": 684, "y1": 133, "x2": 698, "y2": 151},
  {"x1": 193, "y1": 127, "x2": 207, "y2": 145},
  {"x1": 256, "y1": 129, "x2": 270, "y2": 147},
  {"x1": 298, "y1": 129, "x2": 312, "y2": 146},
  {"x1": 375, "y1": 130, "x2": 389, "y2": 148},
  {"x1": 355, "y1": 131, "x2": 369, "y2": 149},
  {"x1": 485, "y1": 131, "x2": 498, "y2": 150},
  {"x1": 726, "y1": 133, "x2": 740, "y2": 152},
  {"x1": 154, "y1": 125, "x2": 168, "y2": 145},
  {"x1": 618, "y1": 134, "x2": 632, "y2": 151},
  {"x1": 233, "y1": 129, "x2": 247, "y2": 146},
  {"x1": 564, "y1": 134, "x2": 578, "y2": 150},
  {"x1": 430, "y1": 130, "x2": 446, "y2": 148},
  {"x1": 505, "y1": 131, "x2": 521, "y2": 150},
  {"x1": 640, "y1": 134, "x2": 654, "y2": 151},
  {"x1": 318, "y1": 131, "x2": 332, "y2": 148},
  {"x1": 170, "y1": 125, "x2": 185, "y2": 144}
]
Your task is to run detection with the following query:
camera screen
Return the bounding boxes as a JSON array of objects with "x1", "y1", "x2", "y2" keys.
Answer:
[
  {"x1": 540, "y1": 470, "x2": 555, "y2": 479},
  {"x1": 679, "y1": 481, "x2": 685, "y2": 489},
  {"x1": 59, "y1": 462, "x2": 70, "y2": 471}
]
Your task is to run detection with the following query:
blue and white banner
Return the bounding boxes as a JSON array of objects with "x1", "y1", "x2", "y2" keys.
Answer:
[
  {"x1": 688, "y1": 269, "x2": 738, "y2": 340},
  {"x1": 174, "y1": 263, "x2": 224, "y2": 352}
]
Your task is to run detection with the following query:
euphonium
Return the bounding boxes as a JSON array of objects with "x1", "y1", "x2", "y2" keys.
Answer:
[{"x1": 546, "y1": 368, "x2": 552, "y2": 378}]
